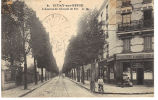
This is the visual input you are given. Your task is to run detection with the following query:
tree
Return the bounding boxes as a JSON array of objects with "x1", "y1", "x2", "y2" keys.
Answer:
[
  {"x1": 30, "y1": 15, "x2": 59, "y2": 83},
  {"x1": 2, "y1": 13, "x2": 23, "y2": 80},
  {"x1": 63, "y1": 9, "x2": 105, "y2": 90},
  {"x1": 2, "y1": 1, "x2": 37, "y2": 89},
  {"x1": 2, "y1": 0, "x2": 59, "y2": 88},
  {"x1": 17, "y1": 2, "x2": 35, "y2": 90},
  {"x1": 78, "y1": 9, "x2": 105, "y2": 92},
  {"x1": 30, "y1": 15, "x2": 46, "y2": 83}
]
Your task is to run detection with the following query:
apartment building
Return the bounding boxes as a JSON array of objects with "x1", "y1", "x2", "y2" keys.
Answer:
[{"x1": 98, "y1": 0, "x2": 154, "y2": 85}]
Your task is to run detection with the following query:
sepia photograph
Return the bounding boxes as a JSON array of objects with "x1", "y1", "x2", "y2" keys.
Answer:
[{"x1": 1, "y1": 0, "x2": 155, "y2": 98}]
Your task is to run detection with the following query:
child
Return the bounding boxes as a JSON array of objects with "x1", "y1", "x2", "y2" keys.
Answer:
[{"x1": 98, "y1": 77, "x2": 104, "y2": 93}]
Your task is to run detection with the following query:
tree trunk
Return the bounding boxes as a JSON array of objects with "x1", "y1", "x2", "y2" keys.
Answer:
[
  {"x1": 45, "y1": 69, "x2": 47, "y2": 81},
  {"x1": 72, "y1": 69, "x2": 73, "y2": 79},
  {"x1": 77, "y1": 67, "x2": 80, "y2": 82},
  {"x1": 34, "y1": 57, "x2": 38, "y2": 85},
  {"x1": 87, "y1": 70, "x2": 89, "y2": 80},
  {"x1": 24, "y1": 53, "x2": 27, "y2": 89},
  {"x1": 69, "y1": 71, "x2": 70, "y2": 78},
  {"x1": 74, "y1": 68, "x2": 76, "y2": 80},
  {"x1": 10, "y1": 58, "x2": 15, "y2": 81},
  {"x1": 90, "y1": 60, "x2": 95, "y2": 92},
  {"x1": 48, "y1": 72, "x2": 49, "y2": 80},
  {"x1": 41, "y1": 67, "x2": 43, "y2": 82},
  {"x1": 81, "y1": 66, "x2": 85, "y2": 84}
]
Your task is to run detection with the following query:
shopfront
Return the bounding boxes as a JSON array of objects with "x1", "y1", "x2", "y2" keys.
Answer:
[
  {"x1": 104, "y1": 58, "x2": 115, "y2": 84},
  {"x1": 115, "y1": 52, "x2": 154, "y2": 86}
]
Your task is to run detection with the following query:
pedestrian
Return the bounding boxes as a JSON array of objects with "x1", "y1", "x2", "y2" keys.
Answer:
[{"x1": 98, "y1": 76, "x2": 104, "y2": 93}]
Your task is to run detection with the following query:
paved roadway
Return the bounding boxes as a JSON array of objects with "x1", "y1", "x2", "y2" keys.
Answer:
[
  {"x1": 24, "y1": 76, "x2": 94, "y2": 97},
  {"x1": 24, "y1": 76, "x2": 153, "y2": 97}
]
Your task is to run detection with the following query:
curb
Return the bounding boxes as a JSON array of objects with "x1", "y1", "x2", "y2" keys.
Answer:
[
  {"x1": 69, "y1": 79, "x2": 91, "y2": 91},
  {"x1": 19, "y1": 79, "x2": 51, "y2": 97},
  {"x1": 69, "y1": 78, "x2": 154, "y2": 95}
]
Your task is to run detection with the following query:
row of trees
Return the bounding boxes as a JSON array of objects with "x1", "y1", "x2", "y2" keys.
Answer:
[
  {"x1": 62, "y1": 10, "x2": 105, "y2": 92},
  {"x1": 2, "y1": 1, "x2": 59, "y2": 89}
]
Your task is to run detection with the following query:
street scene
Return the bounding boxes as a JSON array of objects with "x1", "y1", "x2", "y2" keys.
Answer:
[
  {"x1": 24, "y1": 76, "x2": 94, "y2": 97},
  {"x1": 1, "y1": 76, "x2": 153, "y2": 97},
  {"x1": 1, "y1": 0, "x2": 154, "y2": 98}
]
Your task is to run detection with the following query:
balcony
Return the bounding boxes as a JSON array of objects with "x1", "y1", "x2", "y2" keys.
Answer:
[
  {"x1": 143, "y1": 0, "x2": 152, "y2": 4},
  {"x1": 117, "y1": 19, "x2": 154, "y2": 33},
  {"x1": 122, "y1": 0, "x2": 131, "y2": 7}
]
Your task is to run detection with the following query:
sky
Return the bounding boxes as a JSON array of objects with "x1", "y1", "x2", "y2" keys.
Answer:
[{"x1": 24, "y1": 0, "x2": 104, "y2": 70}]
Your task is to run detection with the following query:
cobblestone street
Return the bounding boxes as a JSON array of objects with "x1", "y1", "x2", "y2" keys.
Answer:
[
  {"x1": 2, "y1": 76, "x2": 154, "y2": 97},
  {"x1": 23, "y1": 76, "x2": 153, "y2": 97},
  {"x1": 24, "y1": 77, "x2": 94, "y2": 97}
]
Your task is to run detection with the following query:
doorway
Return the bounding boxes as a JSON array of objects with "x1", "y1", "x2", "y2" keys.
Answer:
[{"x1": 137, "y1": 68, "x2": 144, "y2": 85}]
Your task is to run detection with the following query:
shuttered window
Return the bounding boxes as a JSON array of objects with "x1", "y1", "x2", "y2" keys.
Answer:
[
  {"x1": 144, "y1": 10, "x2": 152, "y2": 20},
  {"x1": 123, "y1": 38, "x2": 130, "y2": 52},
  {"x1": 144, "y1": 36, "x2": 152, "y2": 51},
  {"x1": 122, "y1": 14, "x2": 131, "y2": 24},
  {"x1": 106, "y1": 5, "x2": 108, "y2": 21},
  {"x1": 143, "y1": 10, "x2": 152, "y2": 27}
]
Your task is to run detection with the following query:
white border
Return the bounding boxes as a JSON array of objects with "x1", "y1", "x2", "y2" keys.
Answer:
[{"x1": 0, "y1": 0, "x2": 158, "y2": 100}]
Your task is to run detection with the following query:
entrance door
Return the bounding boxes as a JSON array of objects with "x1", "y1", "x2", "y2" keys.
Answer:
[{"x1": 137, "y1": 68, "x2": 144, "y2": 85}]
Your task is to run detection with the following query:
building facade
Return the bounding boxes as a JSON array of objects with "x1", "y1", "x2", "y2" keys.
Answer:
[{"x1": 98, "y1": 0, "x2": 154, "y2": 86}]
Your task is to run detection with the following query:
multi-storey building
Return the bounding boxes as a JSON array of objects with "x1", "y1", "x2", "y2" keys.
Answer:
[{"x1": 98, "y1": 0, "x2": 154, "y2": 85}]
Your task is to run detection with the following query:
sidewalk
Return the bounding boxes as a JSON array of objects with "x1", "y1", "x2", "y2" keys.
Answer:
[
  {"x1": 2, "y1": 82, "x2": 16, "y2": 90},
  {"x1": 1, "y1": 80, "x2": 51, "y2": 97},
  {"x1": 69, "y1": 78, "x2": 154, "y2": 95}
]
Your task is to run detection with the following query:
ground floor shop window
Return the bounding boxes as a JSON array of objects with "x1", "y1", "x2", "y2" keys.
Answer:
[
  {"x1": 132, "y1": 68, "x2": 137, "y2": 80},
  {"x1": 110, "y1": 67, "x2": 114, "y2": 80},
  {"x1": 144, "y1": 62, "x2": 153, "y2": 80},
  {"x1": 131, "y1": 61, "x2": 153, "y2": 85}
]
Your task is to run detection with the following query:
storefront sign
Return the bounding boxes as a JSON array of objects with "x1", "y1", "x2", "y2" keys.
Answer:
[{"x1": 116, "y1": 53, "x2": 153, "y2": 60}]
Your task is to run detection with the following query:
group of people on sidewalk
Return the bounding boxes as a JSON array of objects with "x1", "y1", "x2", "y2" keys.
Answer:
[
  {"x1": 90, "y1": 75, "x2": 133, "y2": 93},
  {"x1": 90, "y1": 76, "x2": 104, "y2": 93}
]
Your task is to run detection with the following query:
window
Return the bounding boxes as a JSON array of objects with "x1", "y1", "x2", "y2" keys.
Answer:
[
  {"x1": 144, "y1": 36, "x2": 152, "y2": 51},
  {"x1": 122, "y1": 14, "x2": 131, "y2": 24},
  {"x1": 144, "y1": 61, "x2": 153, "y2": 80},
  {"x1": 143, "y1": 10, "x2": 152, "y2": 27},
  {"x1": 123, "y1": 38, "x2": 130, "y2": 52},
  {"x1": 144, "y1": 10, "x2": 152, "y2": 20},
  {"x1": 122, "y1": 0, "x2": 131, "y2": 7},
  {"x1": 106, "y1": 5, "x2": 108, "y2": 21}
]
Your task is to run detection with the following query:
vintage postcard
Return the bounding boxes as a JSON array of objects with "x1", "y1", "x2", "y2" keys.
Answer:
[{"x1": 1, "y1": 0, "x2": 154, "y2": 97}]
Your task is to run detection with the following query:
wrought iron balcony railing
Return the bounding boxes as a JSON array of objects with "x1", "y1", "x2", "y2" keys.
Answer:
[
  {"x1": 117, "y1": 19, "x2": 154, "y2": 32},
  {"x1": 143, "y1": 0, "x2": 152, "y2": 4}
]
